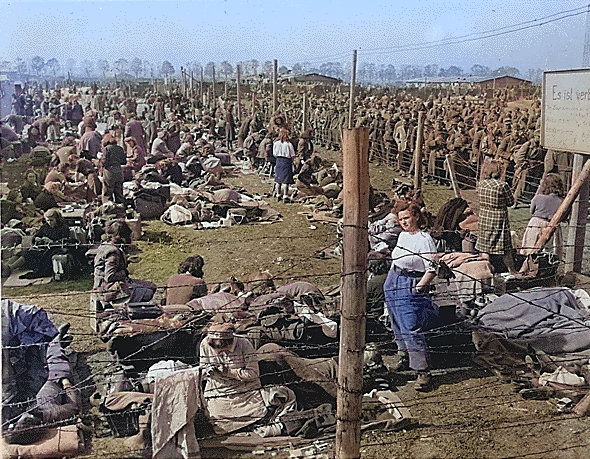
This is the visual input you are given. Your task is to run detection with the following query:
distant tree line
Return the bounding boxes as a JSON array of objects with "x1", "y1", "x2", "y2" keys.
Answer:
[{"x1": 0, "y1": 56, "x2": 544, "y2": 85}]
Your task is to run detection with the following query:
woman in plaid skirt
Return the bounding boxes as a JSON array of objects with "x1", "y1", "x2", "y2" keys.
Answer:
[{"x1": 475, "y1": 160, "x2": 516, "y2": 273}]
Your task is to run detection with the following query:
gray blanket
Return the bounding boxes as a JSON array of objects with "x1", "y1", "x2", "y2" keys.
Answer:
[{"x1": 475, "y1": 287, "x2": 590, "y2": 355}]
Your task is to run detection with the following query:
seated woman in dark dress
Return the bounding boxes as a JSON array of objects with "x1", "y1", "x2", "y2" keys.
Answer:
[
  {"x1": 20, "y1": 169, "x2": 42, "y2": 202},
  {"x1": 18, "y1": 208, "x2": 82, "y2": 279}
]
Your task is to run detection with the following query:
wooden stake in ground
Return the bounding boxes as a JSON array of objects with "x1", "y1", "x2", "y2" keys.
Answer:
[
  {"x1": 200, "y1": 67, "x2": 204, "y2": 106},
  {"x1": 564, "y1": 154, "x2": 589, "y2": 272},
  {"x1": 236, "y1": 64, "x2": 241, "y2": 122},
  {"x1": 302, "y1": 91, "x2": 308, "y2": 132},
  {"x1": 336, "y1": 127, "x2": 369, "y2": 459},
  {"x1": 212, "y1": 64, "x2": 216, "y2": 106},
  {"x1": 445, "y1": 154, "x2": 462, "y2": 198},
  {"x1": 413, "y1": 111, "x2": 425, "y2": 190}
]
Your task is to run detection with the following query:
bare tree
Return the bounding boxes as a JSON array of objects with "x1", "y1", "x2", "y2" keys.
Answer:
[
  {"x1": 130, "y1": 58, "x2": 143, "y2": 78},
  {"x1": 113, "y1": 58, "x2": 129, "y2": 75},
  {"x1": 219, "y1": 60, "x2": 234, "y2": 79},
  {"x1": 160, "y1": 61, "x2": 175, "y2": 78},
  {"x1": 65, "y1": 58, "x2": 76, "y2": 75},
  {"x1": 45, "y1": 58, "x2": 60, "y2": 76},
  {"x1": 470, "y1": 64, "x2": 491, "y2": 76},
  {"x1": 97, "y1": 59, "x2": 109, "y2": 79},
  {"x1": 82, "y1": 60, "x2": 94, "y2": 78},
  {"x1": 14, "y1": 57, "x2": 27, "y2": 75},
  {"x1": 31, "y1": 56, "x2": 45, "y2": 76}
]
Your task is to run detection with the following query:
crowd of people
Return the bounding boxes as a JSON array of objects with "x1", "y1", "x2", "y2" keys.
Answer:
[{"x1": 0, "y1": 78, "x2": 575, "y2": 453}]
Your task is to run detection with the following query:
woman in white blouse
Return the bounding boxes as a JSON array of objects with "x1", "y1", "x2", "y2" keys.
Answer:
[
  {"x1": 272, "y1": 128, "x2": 296, "y2": 202},
  {"x1": 384, "y1": 200, "x2": 438, "y2": 391}
]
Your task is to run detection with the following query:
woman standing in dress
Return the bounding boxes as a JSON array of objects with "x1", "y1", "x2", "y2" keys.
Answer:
[
  {"x1": 475, "y1": 160, "x2": 516, "y2": 273},
  {"x1": 272, "y1": 128, "x2": 296, "y2": 202},
  {"x1": 520, "y1": 173, "x2": 565, "y2": 259},
  {"x1": 384, "y1": 201, "x2": 438, "y2": 391}
]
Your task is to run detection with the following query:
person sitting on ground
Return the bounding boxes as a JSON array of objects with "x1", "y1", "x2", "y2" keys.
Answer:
[
  {"x1": 124, "y1": 136, "x2": 146, "y2": 172},
  {"x1": 34, "y1": 181, "x2": 72, "y2": 212},
  {"x1": 156, "y1": 158, "x2": 183, "y2": 186},
  {"x1": 165, "y1": 255, "x2": 208, "y2": 305},
  {"x1": 92, "y1": 220, "x2": 156, "y2": 303},
  {"x1": 16, "y1": 209, "x2": 78, "y2": 279},
  {"x1": 44, "y1": 162, "x2": 73, "y2": 186},
  {"x1": 20, "y1": 170, "x2": 42, "y2": 203},
  {"x1": 199, "y1": 322, "x2": 268, "y2": 435}
]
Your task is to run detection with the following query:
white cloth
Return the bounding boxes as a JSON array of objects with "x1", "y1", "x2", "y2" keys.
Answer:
[
  {"x1": 152, "y1": 369, "x2": 202, "y2": 459},
  {"x1": 389, "y1": 231, "x2": 436, "y2": 272}
]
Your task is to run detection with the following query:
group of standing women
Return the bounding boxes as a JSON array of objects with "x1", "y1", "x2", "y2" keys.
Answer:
[{"x1": 382, "y1": 159, "x2": 566, "y2": 392}]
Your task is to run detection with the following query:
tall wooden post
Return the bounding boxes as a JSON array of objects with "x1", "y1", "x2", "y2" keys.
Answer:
[
  {"x1": 336, "y1": 127, "x2": 369, "y2": 459},
  {"x1": 272, "y1": 59, "x2": 278, "y2": 114},
  {"x1": 562, "y1": 154, "x2": 589, "y2": 272},
  {"x1": 190, "y1": 71, "x2": 194, "y2": 98},
  {"x1": 302, "y1": 91, "x2": 308, "y2": 133},
  {"x1": 236, "y1": 64, "x2": 242, "y2": 122},
  {"x1": 212, "y1": 64, "x2": 216, "y2": 108},
  {"x1": 413, "y1": 111, "x2": 425, "y2": 190},
  {"x1": 200, "y1": 68, "x2": 204, "y2": 106},
  {"x1": 348, "y1": 50, "x2": 357, "y2": 130},
  {"x1": 224, "y1": 75, "x2": 228, "y2": 100}
]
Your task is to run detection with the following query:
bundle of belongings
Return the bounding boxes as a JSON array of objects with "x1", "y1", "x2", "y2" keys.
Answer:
[
  {"x1": 93, "y1": 281, "x2": 339, "y2": 370},
  {"x1": 1, "y1": 299, "x2": 86, "y2": 458},
  {"x1": 162, "y1": 186, "x2": 282, "y2": 228},
  {"x1": 469, "y1": 287, "x2": 590, "y2": 411}
]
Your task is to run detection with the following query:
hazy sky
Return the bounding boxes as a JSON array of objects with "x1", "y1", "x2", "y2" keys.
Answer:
[{"x1": 1, "y1": 0, "x2": 588, "y2": 71}]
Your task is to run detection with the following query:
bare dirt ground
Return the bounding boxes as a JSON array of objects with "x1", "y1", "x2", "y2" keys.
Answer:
[{"x1": 2, "y1": 146, "x2": 590, "y2": 458}]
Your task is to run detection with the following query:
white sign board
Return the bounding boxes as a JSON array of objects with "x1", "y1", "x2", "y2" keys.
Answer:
[{"x1": 541, "y1": 69, "x2": 590, "y2": 155}]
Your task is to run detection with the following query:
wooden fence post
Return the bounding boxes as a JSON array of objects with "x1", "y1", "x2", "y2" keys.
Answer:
[{"x1": 336, "y1": 127, "x2": 369, "y2": 459}]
